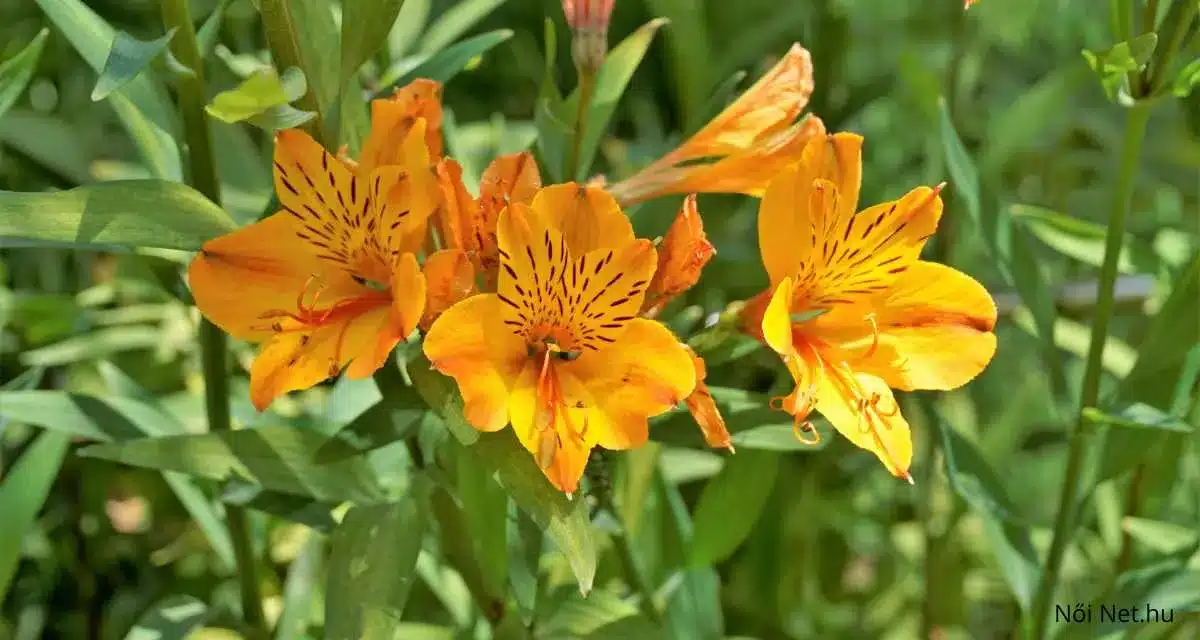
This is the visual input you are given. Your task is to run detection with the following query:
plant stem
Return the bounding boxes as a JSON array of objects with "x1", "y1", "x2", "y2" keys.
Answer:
[
  {"x1": 259, "y1": 0, "x2": 325, "y2": 142},
  {"x1": 159, "y1": 1, "x2": 268, "y2": 636},
  {"x1": 593, "y1": 471, "x2": 661, "y2": 624},
  {"x1": 567, "y1": 72, "x2": 595, "y2": 182},
  {"x1": 1026, "y1": 102, "x2": 1151, "y2": 640},
  {"x1": 1148, "y1": 0, "x2": 1199, "y2": 94}
]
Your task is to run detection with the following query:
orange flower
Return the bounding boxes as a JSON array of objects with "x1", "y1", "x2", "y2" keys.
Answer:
[
  {"x1": 188, "y1": 122, "x2": 438, "y2": 410},
  {"x1": 423, "y1": 184, "x2": 695, "y2": 494},
  {"x1": 751, "y1": 133, "x2": 997, "y2": 480},
  {"x1": 683, "y1": 346, "x2": 732, "y2": 451},
  {"x1": 607, "y1": 44, "x2": 822, "y2": 206},
  {"x1": 641, "y1": 194, "x2": 714, "y2": 317},
  {"x1": 358, "y1": 78, "x2": 444, "y2": 171}
]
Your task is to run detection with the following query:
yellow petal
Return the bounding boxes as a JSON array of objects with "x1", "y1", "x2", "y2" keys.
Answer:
[
  {"x1": 642, "y1": 194, "x2": 714, "y2": 315},
  {"x1": 472, "y1": 151, "x2": 542, "y2": 284},
  {"x1": 528, "y1": 183, "x2": 634, "y2": 254},
  {"x1": 359, "y1": 78, "x2": 443, "y2": 173},
  {"x1": 420, "y1": 249, "x2": 477, "y2": 331},
  {"x1": 761, "y1": 277, "x2": 797, "y2": 356},
  {"x1": 851, "y1": 261, "x2": 997, "y2": 391},
  {"x1": 423, "y1": 294, "x2": 527, "y2": 431},
  {"x1": 249, "y1": 306, "x2": 391, "y2": 410},
  {"x1": 187, "y1": 212, "x2": 362, "y2": 340},
  {"x1": 508, "y1": 359, "x2": 594, "y2": 494},
  {"x1": 562, "y1": 318, "x2": 696, "y2": 450},
  {"x1": 756, "y1": 131, "x2": 862, "y2": 286},
  {"x1": 682, "y1": 347, "x2": 732, "y2": 450},
  {"x1": 345, "y1": 252, "x2": 426, "y2": 380},
  {"x1": 814, "y1": 370, "x2": 912, "y2": 480}
]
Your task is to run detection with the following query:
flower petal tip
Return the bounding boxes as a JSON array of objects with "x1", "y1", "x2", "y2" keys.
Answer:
[{"x1": 902, "y1": 471, "x2": 915, "y2": 486}]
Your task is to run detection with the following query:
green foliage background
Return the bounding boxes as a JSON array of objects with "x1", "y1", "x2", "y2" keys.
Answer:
[{"x1": 0, "y1": 0, "x2": 1198, "y2": 639}]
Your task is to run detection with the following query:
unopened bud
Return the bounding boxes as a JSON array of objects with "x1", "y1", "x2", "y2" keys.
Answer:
[{"x1": 562, "y1": 0, "x2": 614, "y2": 74}]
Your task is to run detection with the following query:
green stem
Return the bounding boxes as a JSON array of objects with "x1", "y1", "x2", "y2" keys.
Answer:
[
  {"x1": 1148, "y1": 0, "x2": 1200, "y2": 94},
  {"x1": 567, "y1": 71, "x2": 595, "y2": 182},
  {"x1": 259, "y1": 0, "x2": 325, "y2": 142},
  {"x1": 1026, "y1": 103, "x2": 1152, "y2": 640},
  {"x1": 159, "y1": 1, "x2": 268, "y2": 636},
  {"x1": 594, "y1": 475, "x2": 661, "y2": 624}
]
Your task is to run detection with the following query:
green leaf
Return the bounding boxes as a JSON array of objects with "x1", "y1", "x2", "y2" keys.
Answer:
[
  {"x1": 325, "y1": 487, "x2": 430, "y2": 640},
  {"x1": 33, "y1": 0, "x2": 181, "y2": 179},
  {"x1": 0, "y1": 28, "x2": 49, "y2": 122},
  {"x1": 1081, "y1": 33, "x2": 1158, "y2": 104},
  {"x1": 0, "y1": 390, "x2": 184, "y2": 440},
  {"x1": 221, "y1": 481, "x2": 338, "y2": 532},
  {"x1": 419, "y1": 0, "x2": 506, "y2": 53},
  {"x1": 979, "y1": 65, "x2": 1088, "y2": 174},
  {"x1": 456, "y1": 448, "x2": 510, "y2": 602},
  {"x1": 1171, "y1": 58, "x2": 1200, "y2": 98},
  {"x1": 0, "y1": 431, "x2": 71, "y2": 601},
  {"x1": 1011, "y1": 204, "x2": 1148, "y2": 273},
  {"x1": 536, "y1": 587, "x2": 645, "y2": 637},
  {"x1": 568, "y1": 18, "x2": 669, "y2": 182},
  {"x1": 1084, "y1": 403, "x2": 1193, "y2": 434},
  {"x1": 77, "y1": 426, "x2": 386, "y2": 503},
  {"x1": 273, "y1": 0, "x2": 341, "y2": 136},
  {"x1": 92, "y1": 29, "x2": 177, "y2": 102},
  {"x1": 123, "y1": 594, "x2": 208, "y2": 640},
  {"x1": 387, "y1": 0, "x2": 431, "y2": 59},
  {"x1": 382, "y1": 29, "x2": 514, "y2": 94},
  {"x1": 1121, "y1": 518, "x2": 1199, "y2": 555},
  {"x1": 206, "y1": 67, "x2": 313, "y2": 130},
  {"x1": 196, "y1": 0, "x2": 230, "y2": 57},
  {"x1": 937, "y1": 98, "x2": 981, "y2": 234},
  {"x1": 316, "y1": 363, "x2": 426, "y2": 462},
  {"x1": 0, "y1": 181, "x2": 236, "y2": 252},
  {"x1": 689, "y1": 449, "x2": 779, "y2": 566},
  {"x1": 339, "y1": 0, "x2": 405, "y2": 83},
  {"x1": 1119, "y1": 253, "x2": 1200, "y2": 407},
  {"x1": 273, "y1": 533, "x2": 322, "y2": 640},
  {"x1": 933, "y1": 406, "x2": 1037, "y2": 609}
]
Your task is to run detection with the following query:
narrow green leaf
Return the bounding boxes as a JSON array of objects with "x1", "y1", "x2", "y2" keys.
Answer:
[
  {"x1": 1172, "y1": 58, "x2": 1200, "y2": 97},
  {"x1": 221, "y1": 481, "x2": 338, "y2": 532},
  {"x1": 196, "y1": 0, "x2": 231, "y2": 56},
  {"x1": 689, "y1": 450, "x2": 778, "y2": 566},
  {"x1": 316, "y1": 364, "x2": 425, "y2": 462},
  {"x1": 326, "y1": 487, "x2": 430, "y2": 639},
  {"x1": 1083, "y1": 403, "x2": 1194, "y2": 433},
  {"x1": 0, "y1": 431, "x2": 71, "y2": 600},
  {"x1": 340, "y1": 0, "x2": 405, "y2": 83},
  {"x1": 274, "y1": 534, "x2": 323, "y2": 640},
  {"x1": 1119, "y1": 253, "x2": 1200, "y2": 407},
  {"x1": 383, "y1": 29, "x2": 514, "y2": 93},
  {"x1": 0, "y1": 181, "x2": 236, "y2": 252},
  {"x1": 1012, "y1": 204, "x2": 1146, "y2": 273},
  {"x1": 0, "y1": 29, "x2": 49, "y2": 121},
  {"x1": 456, "y1": 449, "x2": 510, "y2": 601},
  {"x1": 1121, "y1": 518, "x2": 1199, "y2": 555},
  {"x1": 419, "y1": 0, "x2": 506, "y2": 53},
  {"x1": 123, "y1": 594, "x2": 208, "y2": 640},
  {"x1": 387, "y1": 0, "x2": 431, "y2": 59},
  {"x1": 33, "y1": 0, "x2": 181, "y2": 179},
  {"x1": 77, "y1": 426, "x2": 386, "y2": 503},
  {"x1": 569, "y1": 19, "x2": 669, "y2": 182},
  {"x1": 92, "y1": 29, "x2": 177, "y2": 102},
  {"x1": 536, "y1": 587, "x2": 643, "y2": 637},
  {"x1": 937, "y1": 97, "x2": 982, "y2": 227},
  {"x1": 0, "y1": 390, "x2": 183, "y2": 440}
]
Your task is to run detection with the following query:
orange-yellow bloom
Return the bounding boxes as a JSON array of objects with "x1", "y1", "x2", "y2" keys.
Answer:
[
  {"x1": 641, "y1": 194, "x2": 714, "y2": 317},
  {"x1": 751, "y1": 133, "x2": 997, "y2": 480},
  {"x1": 683, "y1": 346, "x2": 732, "y2": 451},
  {"x1": 423, "y1": 184, "x2": 696, "y2": 494},
  {"x1": 189, "y1": 116, "x2": 438, "y2": 410},
  {"x1": 607, "y1": 44, "x2": 823, "y2": 206},
  {"x1": 358, "y1": 78, "x2": 444, "y2": 170}
]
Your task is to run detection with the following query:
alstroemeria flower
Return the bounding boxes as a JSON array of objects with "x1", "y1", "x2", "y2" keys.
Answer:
[
  {"x1": 607, "y1": 44, "x2": 823, "y2": 206},
  {"x1": 357, "y1": 78, "x2": 444, "y2": 170},
  {"x1": 423, "y1": 184, "x2": 696, "y2": 493},
  {"x1": 189, "y1": 122, "x2": 437, "y2": 410},
  {"x1": 751, "y1": 132, "x2": 997, "y2": 480}
]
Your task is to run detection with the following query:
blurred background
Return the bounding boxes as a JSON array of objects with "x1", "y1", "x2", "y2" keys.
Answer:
[{"x1": 1, "y1": 0, "x2": 1198, "y2": 638}]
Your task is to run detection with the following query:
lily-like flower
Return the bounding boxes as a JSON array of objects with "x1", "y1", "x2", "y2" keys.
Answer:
[
  {"x1": 189, "y1": 110, "x2": 440, "y2": 410},
  {"x1": 750, "y1": 133, "x2": 997, "y2": 480},
  {"x1": 607, "y1": 44, "x2": 823, "y2": 206},
  {"x1": 423, "y1": 184, "x2": 696, "y2": 493}
]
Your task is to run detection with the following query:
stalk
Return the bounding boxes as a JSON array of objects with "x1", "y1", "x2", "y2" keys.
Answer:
[
  {"x1": 159, "y1": 1, "x2": 268, "y2": 635},
  {"x1": 567, "y1": 72, "x2": 596, "y2": 182},
  {"x1": 1026, "y1": 102, "x2": 1151, "y2": 640}
]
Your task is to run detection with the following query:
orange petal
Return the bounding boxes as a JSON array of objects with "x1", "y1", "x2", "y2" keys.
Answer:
[
  {"x1": 681, "y1": 347, "x2": 732, "y2": 450},
  {"x1": 508, "y1": 360, "x2": 593, "y2": 494},
  {"x1": 420, "y1": 249, "x2": 477, "y2": 331},
  {"x1": 433, "y1": 157, "x2": 474, "y2": 251},
  {"x1": 814, "y1": 369, "x2": 913, "y2": 480},
  {"x1": 473, "y1": 151, "x2": 542, "y2": 283},
  {"x1": 757, "y1": 131, "x2": 862, "y2": 286},
  {"x1": 346, "y1": 253, "x2": 427, "y2": 379},
  {"x1": 423, "y1": 294, "x2": 528, "y2": 431},
  {"x1": 528, "y1": 183, "x2": 634, "y2": 254},
  {"x1": 642, "y1": 194, "x2": 714, "y2": 315},
  {"x1": 359, "y1": 78, "x2": 443, "y2": 173},
  {"x1": 187, "y1": 212, "x2": 361, "y2": 341},
  {"x1": 561, "y1": 318, "x2": 696, "y2": 450},
  {"x1": 849, "y1": 261, "x2": 997, "y2": 391},
  {"x1": 249, "y1": 306, "x2": 391, "y2": 410}
]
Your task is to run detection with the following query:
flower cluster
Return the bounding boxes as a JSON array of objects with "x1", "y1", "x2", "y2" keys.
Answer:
[{"x1": 188, "y1": 40, "x2": 996, "y2": 493}]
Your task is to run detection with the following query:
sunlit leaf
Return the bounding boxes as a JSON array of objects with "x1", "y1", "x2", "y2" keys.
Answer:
[
  {"x1": 326, "y1": 484, "x2": 430, "y2": 639},
  {"x1": 419, "y1": 0, "x2": 506, "y2": 53},
  {"x1": 206, "y1": 67, "x2": 314, "y2": 131},
  {"x1": 0, "y1": 29, "x2": 49, "y2": 121},
  {"x1": 78, "y1": 426, "x2": 386, "y2": 503},
  {"x1": 1121, "y1": 518, "x2": 1198, "y2": 555},
  {"x1": 92, "y1": 29, "x2": 177, "y2": 102},
  {"x1": 0, "y1": 181, "x2": 236, "y2": 251},
  {"x1": 1083, "y1": 403, "x2": 1193, "y2": 434},
  {"x1": 381, "y1": 29, "x2": 514, "y2": 94},
  {"x1": 1172, "y1": 58, "x2": 1200, "y2": 97}
]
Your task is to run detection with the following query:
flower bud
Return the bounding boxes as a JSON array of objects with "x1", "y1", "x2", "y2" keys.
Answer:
[{"x1": 562, "y1": 0, "x2": 614, "y2": 74}]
